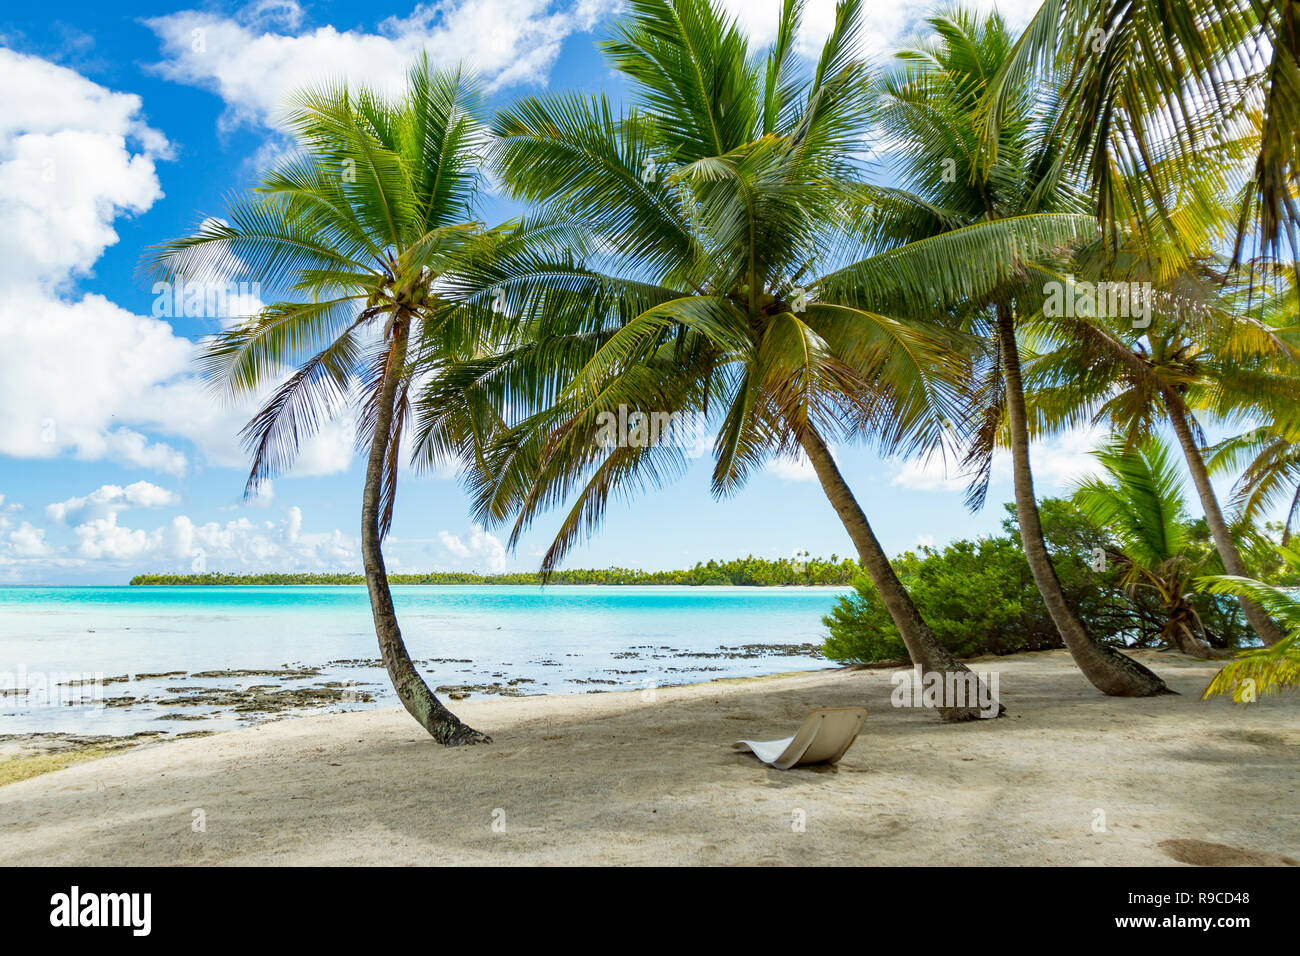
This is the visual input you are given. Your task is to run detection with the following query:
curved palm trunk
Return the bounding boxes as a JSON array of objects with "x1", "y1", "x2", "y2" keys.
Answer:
[
  {"x1": 994, "y1": 307, "x2": 1170, "y2": 696},
  {"x1": 799, "y1": 427, "x2": 1001, "y2": 721},
  {"x1": 364, "y1": 313, "x2": 491, "y2": 746},
  {"x1": 1163, "y1": 601, "x2": 1214, "y2": 659},
  {"x1": 1166, "y1": 403, "x2": 1286, "y2": 647}
]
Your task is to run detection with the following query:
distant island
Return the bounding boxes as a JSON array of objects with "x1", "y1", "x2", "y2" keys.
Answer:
[{"x1": 130, "y1": 555, "x2": 859, "y2": 587}]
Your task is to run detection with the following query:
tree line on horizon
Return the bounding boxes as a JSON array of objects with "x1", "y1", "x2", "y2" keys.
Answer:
[
  {"x1": 147, "y1": 0, "x2": 1300, "y2": 743},
  {"x1": 128, "y1": 553, "x2": 861, "y2": 587}
]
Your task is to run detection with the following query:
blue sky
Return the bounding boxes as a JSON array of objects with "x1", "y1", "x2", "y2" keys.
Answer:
[{"x1": 0, "y1": 0, "x2": 1254, "y2": 584}]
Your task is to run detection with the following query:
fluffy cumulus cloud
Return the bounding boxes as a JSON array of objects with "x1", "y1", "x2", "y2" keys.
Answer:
[
  {"x1": 46, "y1": 481, "x2": 179, "y2": 525},
  {"x1": 0, "y1": 495, "x2": 54, "y2": 560},
  {"x1": 715, "y1": 0, "x2": 1042, "y2": 61},
  {"x1": 143, "y1": 0, "x2": 1041, "y2": 135},
  {"x1": 145, "y1": 0, "x2": 618, "y2": 130},
  {"x1": 890, "y1": 426, "x2": 1109, "y2": 494},
  {"x1": 767, "y1": 449, "x2": 817, "y2": 482},
  {"x1": 165, "y1": 507, "x2": 356, "y2": 572},
  {"x1": 0, "y1": 48, "x2": 359, "y2": 483},
  {"x1": 0, "y1": 50, "x2": 169, "y2": 288},
  {"x1": 437, "y1": 523, "x2": 507, "y2": 571},
  {"x1": 0, "y1": 49, "x2": 197, "y2": 475},
  {"x1": 68, "y1": 508, "x2": 355, "y2": 567},
  {"x1": 0, "y1": 482, "x2": 357, "y2": 579}
]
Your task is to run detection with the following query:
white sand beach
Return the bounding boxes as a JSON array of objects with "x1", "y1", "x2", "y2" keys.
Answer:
[{"x1": 1, "y1": 648, "x2": 1297, "y2": 866}]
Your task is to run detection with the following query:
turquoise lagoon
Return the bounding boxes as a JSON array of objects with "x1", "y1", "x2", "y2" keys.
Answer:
[{"x1": 0, "y1": 585, "x2": 846, "y2": 735}]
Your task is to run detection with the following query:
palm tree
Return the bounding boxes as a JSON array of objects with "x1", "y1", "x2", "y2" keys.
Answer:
[
  {"x1": 431, "y1": 0, "x2": 1103, "y2": 718},
  {"x1": 868, "y1": 8, "x2": 1170, "y2": 695},
  {"x1": 1199, "y1": 544, "x2": 1300, "y2": 700},
  {"x1": 1210, "y1": 424, "x2": 1300, "y2": 547},
  {"x1": 149, "y1": 60, "x2": 493, "y2": 745},
  {"x1": 1073, "y1": 438, "x2": 1217, "y2": 657},
  {"x1": 1026, "y1": 260, "x2": 1298, "y2": 646}
]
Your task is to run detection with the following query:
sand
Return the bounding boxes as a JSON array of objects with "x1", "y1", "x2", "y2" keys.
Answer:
[{"x1": 1, "y1": 648, "x2": 1297, "y2": 866}]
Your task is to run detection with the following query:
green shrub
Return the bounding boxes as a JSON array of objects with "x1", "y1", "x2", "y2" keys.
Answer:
[{"x1": 820, "y1": 497, "x2": 1227, "y2": 663}]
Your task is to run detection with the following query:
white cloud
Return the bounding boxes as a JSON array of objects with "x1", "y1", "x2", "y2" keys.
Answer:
[
  {"x1": 715, "y1": 0, "x2": 1041, "y2": 61},
  {"x1": 1, "y1": 486, "x2": 355, "y2": 575},
  {"x1": 292, "y1": 415, "x2": 358, "y2": 477},
  {"x1": 437, "y1": 523, "x2": 507, "y2": 571},
  {"x1": 0, "y1": 49, "x2": 198, "y2": 477},
  {"x1": 0, "y1": 49, "x2": 361, "y2": 484},
  {"x1": 73, "y1": 513, "x2": 154, "y2": 560},
  {"x1": 0, "y1": 287, "x2": 198, "y2": 471},
  {"x1": 247, "y1": 478, "x2": 276, "y2": 508},
  {"x1": 767, "y1": 449, "x2": 818, "y2": 482},
  {"x1": 890, "y1": 452, "x2": 969, "y2": 493},
  {"x1": 98, "y1": 428, "x2": 189, "y2": 477},
  {"x1": 145, "y1": 0, "x2": 619, "y2": 131},
  {"x1": 46, "y1": 481, "x2": 179, "y2": 525},
  {"x1": 890, "y1": 426, "x2": 1109, "y2": 495},
  {"x1": 0, "y1": 49, "x2": 170, "y2": 289},
  {"x1": 8, "y1": 521, "x2": 52, "y2": 557},
  {"x1": 1020, "y1": 426, "x2": 1108, "y2": 488},
  {"x1": 175, "y1": 508, "x2": 356, "y2": 570},
  {"x1": 283, "y1": 505, "x2": 303, "y2": 543}
]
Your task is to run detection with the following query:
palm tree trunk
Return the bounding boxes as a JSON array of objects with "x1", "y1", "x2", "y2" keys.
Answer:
[
  {"x1": 1166, "y1": 402, "x2": 1285, "y2": 647},
  {"x1": 799, "y1": 426, "x2": 1001, "y2": 721},
  {"x1": 994, "y1": 307, "x2": 1170, "y2": 695},
  {"x1": 1163, "y1": 602, "x2": 1215, "y2": 659},
  {"x1": 363, "y1": 312, "x2": 491, "y2": 746},
  {"x1": 1283, "y1": 483, "x2": 1300, "y2": 548}
]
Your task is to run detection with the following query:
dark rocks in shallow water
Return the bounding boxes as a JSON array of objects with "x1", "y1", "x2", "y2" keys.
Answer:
[
  {"x1": 326, "y1": 658, "x2": 384, "y2": 668},
  {"x1": 158, "y1": 681, "x2": 373, "y2": 715},
  {"x1": 44, "y1": 638, "x2": 828, "y2": 733},
  {"x1": 190, "y1": 667, "x2": 321, "y2": 679},
  {"x1": 613, "y1": 642, "x2": 822, "y2": 662},
  {"x1": 434, "y1": 680, "x2": 531, "y2": 699},
  {"x1": 58, "y1": 675, "x2": 128, "y2": 686}
]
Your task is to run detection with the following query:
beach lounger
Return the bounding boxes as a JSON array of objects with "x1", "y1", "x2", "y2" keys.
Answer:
[{"x1": 731, "y1": 706, "x2": 867, "y2": 770}]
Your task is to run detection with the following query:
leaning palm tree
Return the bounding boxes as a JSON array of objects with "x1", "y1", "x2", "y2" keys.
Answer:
[
  {"x1": 868, "y1": 8, "x2": 1170, "y2": 695},
  {"x1": 148, "y1": 60, "x2": 493, "y2": 745},
  {"x1": 1073, "y1": 438, "x2": 1216, "y2": 657},
  {"x1": 1199, "y1": 544, "x2": 1300, "y2": 701},
  {"x1": 1026, "y1": 259, "x2": 1298, "y2": 646},
  {"x1": 431, "y1": 0, "x2": 1101, "y2": 718},
  {"x1": 1205, "y1": 276, "x2": 1300, "y2": 547}
]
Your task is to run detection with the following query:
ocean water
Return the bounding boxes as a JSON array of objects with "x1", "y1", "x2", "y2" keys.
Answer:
[{"x1": 0, "y1": 585, "x2": 847, "y2": 736}]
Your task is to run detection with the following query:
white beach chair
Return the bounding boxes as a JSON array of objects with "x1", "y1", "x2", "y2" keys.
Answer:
[{"x1": 731, "y1": 706, "x2": 867, "y2": 770}]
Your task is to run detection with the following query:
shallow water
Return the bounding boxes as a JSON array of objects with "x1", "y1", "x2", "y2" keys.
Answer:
[{"x1": 0, "y1": 585, "x2": 847, "y2": 736}]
